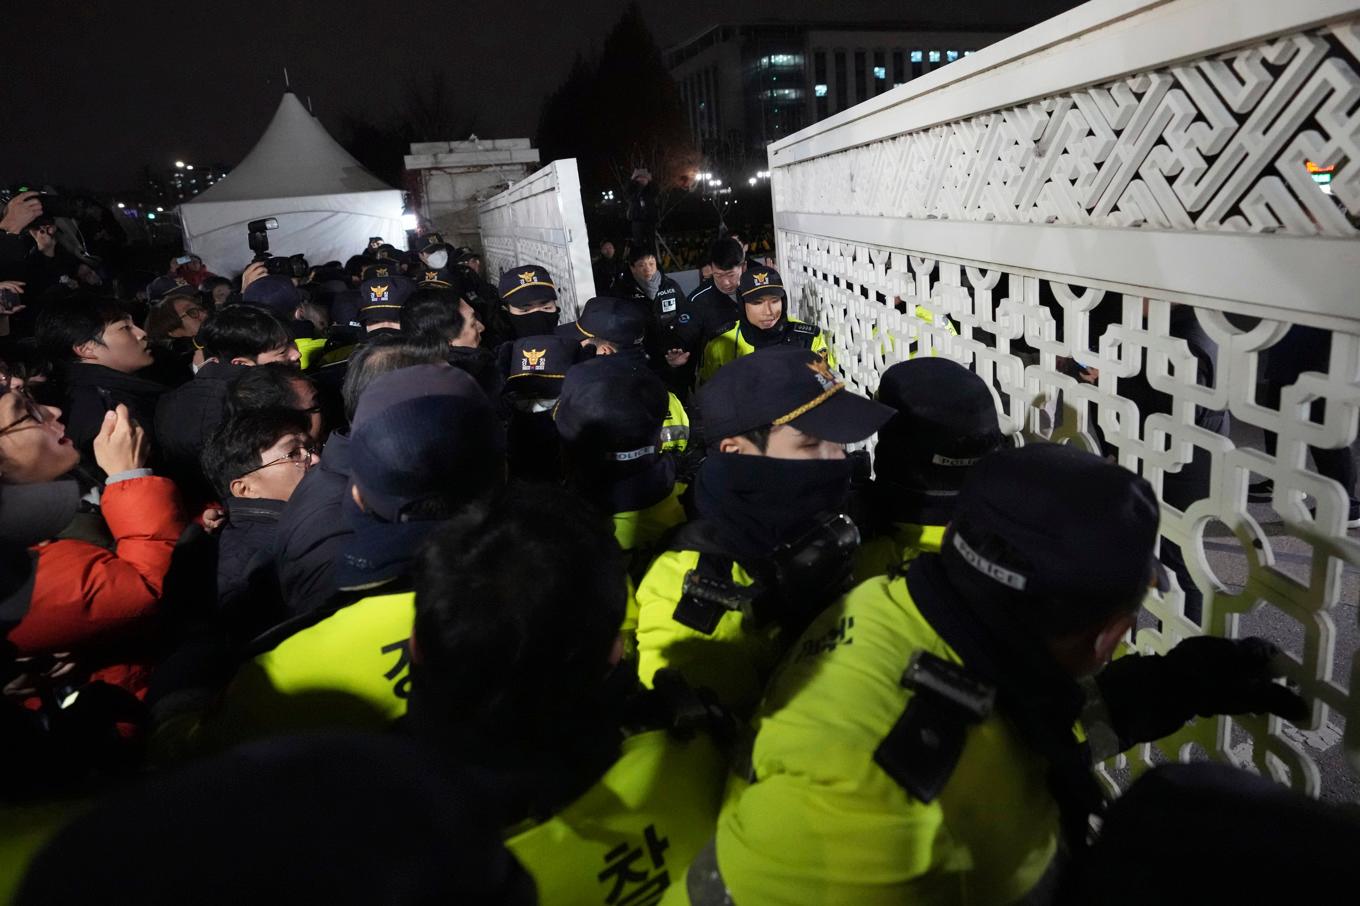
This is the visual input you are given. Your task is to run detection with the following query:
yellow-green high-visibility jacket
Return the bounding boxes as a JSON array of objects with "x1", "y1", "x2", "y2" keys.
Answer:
[
  {"x1": 0, "y1": 799, "x2": 89, "y2": 903},
  {"x1": 682, "y1": 574, "x2": 1061, "y2": 906},
  {"x1": 852, "y1": 523, "x2": 946, "y2": 584},
  {"x1": 662, "y1": 393, "x2": 690, "y2": 453},
  {"x1": 507, "y1": 727, "x2": 728, "y2": 906},
  {"x1": 294, "y1": 337, "x2": 329, "y2": 371},
  {"x1": 635, "y1": 550, "x2": 782, "y2": 717},
  {"x1": 698, "y1": 319, "x2": 834, "y2": 385},
  {"x1": 617, "y1": 485, "x2": 689, "y2": 659},
  {"x1": 203, "y1": 591, "x2": 416, "y2": 747}
]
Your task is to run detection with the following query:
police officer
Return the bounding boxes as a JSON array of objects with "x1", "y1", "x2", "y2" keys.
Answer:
[
  {"x1": 854, "y1": 357, "x2": 1005, "y2": 581},
  {"x1": 316, "y1": 264, "x2": 413, "y2": 369},
  {"x1": 665, "y1": 238, "x2": 745, "y2": 395},
  {"x1": 635, "y1": 346, "x2": 894, "y2": 715},
  {"x1": 200, "y1": 364, "x2": 504, "y2": 746},
  {"x1": 685, "y1": 443, "x2": 1307, "y2": 904},
  {"x1": 698, "y1": 265, "x2": 833, "y2": 384},
  {"x1": 500, "y1": 334, "x2": 580, "y2": 483},
  {"x1": 560, "y1": 296, "x2": 691, "y2": 454},
  {"x1": 610, "y1": 245, "x2": 686, "y2": 390},
  {"x1": 406, "y1": 483, "x2": 729, "y2": 906},
  {"x1": 497, "y1": 264, "x2": 563, "y2": 340}
]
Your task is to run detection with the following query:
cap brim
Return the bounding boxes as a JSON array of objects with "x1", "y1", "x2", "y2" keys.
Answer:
[
  {"x1": 788, "y1": 389, "x2": 895, "y2": 445},
  {"x1": 0, "y1": 481, "x2": 80, "y2": 547}
]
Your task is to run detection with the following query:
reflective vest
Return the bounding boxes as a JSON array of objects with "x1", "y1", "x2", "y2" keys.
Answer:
[
  {"x1": 852, "y1": 522, "x2": 946, "y2": 584},
  {"x1": 635, "y1": 550, "x2": 782, "y2": 717},
  {"x1": 617, "y1": 486, "x2": 689, "y2": 659},
  {"x1": 204, "y1": 591, "x2": 416, "y2": 746},
  {"x1": 691, "y1": 575, "x2": 1060, "y2": 906},
  {"x1": 661, "y1": 392, "x2": 690, "y2": 453},
  {"x1": 0, "y1": 799, "x2": 87, "y2": 902},
  {"x1": 507, "y1": 728, "x2": 728, "y2": 906},
  {"x1": 698, "y1": 319, "x2": 833, "y2": 385},
  {"x1": 294, "y1": 337, "x2": 329, "y2": 371}
]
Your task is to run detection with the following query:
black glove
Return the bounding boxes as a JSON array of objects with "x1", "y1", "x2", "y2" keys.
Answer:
[{"x1": 1094, "y1": 636, "x2": 1309, "y2": 751}]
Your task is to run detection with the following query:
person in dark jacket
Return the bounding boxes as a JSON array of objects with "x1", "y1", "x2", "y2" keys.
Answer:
[
  {"x1": 141, "y1": 281, "x2": 208, "y2": 388},
  {"x1": 34, "y1": 296, "x2": 165, "y2": 472},
  {"x1": 273, "y1": 338, "x2": 443, "y2": 619},
  {"x1": 226, "y1": 363, "x2": 327, "y2": 447},
  {"x1": 610, "y1": 244, "x2": 686, "y2": 389},
  {"x1": 202, "y1": 408, "x2": 318, "y2": 640},
  {"x1": 0, "y1": 192, "x2": 44, "y2": 280},
  {"x1": 399, "y1": 287, "x2": 500, "y2": 400},
  {"x1": 592, "y1": 238, "x2": 621, "y2": 296},
  {"x1": 154, "y1": 306, "x2": 298, "y2": 508},
  {"x1": 626, "y1": 168, "x2": 659, "y2": 248},
  {"x1": 669, "y1": 237, "x2": 746, "y2": 393}
]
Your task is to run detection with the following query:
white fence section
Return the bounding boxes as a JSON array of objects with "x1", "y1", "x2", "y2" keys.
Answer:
[
  {"x1": 769, "y1": 0, "x2": 1360, "y2": 797},
  {"x1": 477, "y1": 158, "x2": 595, "y2": 320}
]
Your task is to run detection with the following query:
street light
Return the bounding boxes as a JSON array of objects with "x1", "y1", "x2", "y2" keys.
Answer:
[
  {"x1": 175, "y1": 161, "x2": 185, "y2": 169},
  {"x1": 156, "y1": 206, "x2": 164, "y2": 212},
  {"x1": 748, "y1": 177, "x2": 757, "y2": 186},
  {"x1": 116, "y1": 202, "x2": 125, "y2": 209},
  {"x1": 185, "y1": 164, "x2": 194, "y2": 170}
]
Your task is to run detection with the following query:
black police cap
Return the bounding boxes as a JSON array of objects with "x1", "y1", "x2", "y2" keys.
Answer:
[
  {"x1": 738, "y1": 265, "x2": 787, "y2": 301},
  {"x1": 498, "y1": 264, "x2": 557, "y2": 309},
  {"x1": 555, "y1": 357, "x2": 669, "y2": 459},
  {"x1": 875, "y1": 357, "x2": 1004, "y2": 474},
  {"x1": 504, "y1": 334, "x2": 579, "y2": 398},
  {"x1": 358, "y1": 275, "x2": 415, "y2": 322},
  {"x1": 697, "y1": 346, "x2": 893, "y2": 444},
  {"x1": 560, "y1": 296, "x2": 648, "y2": 347},
  {"x1": 416, "y1": 267, "x2": 458, "y2": 289},
  {"x1": 940, "y1": 443, "x2": 1167, "y2": 630}
]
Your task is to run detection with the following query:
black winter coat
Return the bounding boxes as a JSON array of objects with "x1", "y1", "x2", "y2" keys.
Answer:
[
  {"x1": 154, "y1": 361, "x2": 248, "y2": 506},
  {"x1": 217, "y1": 496, "x2": 286, "y2": 640},
  {"x1": 274, "y1": 431, "x2": 353, "y2": 619},
  {"x1": 56, "y1": 363, "x2": 167, "y2": 470}
]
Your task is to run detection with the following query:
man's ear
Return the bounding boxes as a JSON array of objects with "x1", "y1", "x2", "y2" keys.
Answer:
[
  {"x1": 73, "y1": 341, "x2": 101, "y2": 363},
  {"x1": 719, "y1": 435, "x2": 758, "y2": 455},
  {"x1": 229, "y1": 356, "x2": 255, "y2": 366},
  {"x1": 229, "y1": 476, "x2": 253, "y2": 499},
  {"x1": 350, "y1": 483, "x2": 366, "y2": 512},
  {"x1": 1094, "y1": 610, "x2": 1138, "y2": 664}
]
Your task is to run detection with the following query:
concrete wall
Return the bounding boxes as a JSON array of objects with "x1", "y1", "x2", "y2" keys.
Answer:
[{"x1": 404, "y1": 139, "x2": 540, "y2": 252}]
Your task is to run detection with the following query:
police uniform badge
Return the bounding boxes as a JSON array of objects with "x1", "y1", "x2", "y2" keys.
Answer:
[
  {"x1": 518, "y1": 270, "x2": 539, "y2": 285},
  {"x1": 661, "y1": 295, "x2": 677, "y2": 314},
  {"x1": 753, "y1": 271, "x2": 771, "y2": 286},
  {"x1": 373, "y1": 266, "x2": 389, "y2": 278},
  {"x1": 425, "y1": 270, "x2": 439, "y2": 282},
  {"x1": 521, "y1": 348, "x2": 548, "y2": 372},
  {"x1": 806, "y1": 357, "x2": 839, "y2": 392},
  {"x1": 369, "y1": 283, "x2": 390, "y2": 303}
]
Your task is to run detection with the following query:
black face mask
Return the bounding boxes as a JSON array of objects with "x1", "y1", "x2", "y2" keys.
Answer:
[
  {"x1": 509, "y1": 310, "x2": 560, "y2": 339},
  {"x1": 694, "y1": 453, "x2": 853, "y2": 562},
  {"x1": 738, "y1": 300, "x2": 789, "y2": 348}
]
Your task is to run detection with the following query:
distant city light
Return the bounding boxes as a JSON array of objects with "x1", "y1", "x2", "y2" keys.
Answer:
[
  {"x1": 185, "y1": 164, "x2": 194, "y2": 170},
  {"x1": 116, "y1": 202, "x2": 125, "y2": 209},
  {"x1": 156, "y1": 206, "x2": 164, "y2": 212},
  {"x1": 147, "y1": 212, "x2": 157, "y2": 220},
  {"x1": 749, "y1": 177, "x2": 757, "y2": 186},
  {"x1": 175, "y1": 161, "x2": 185, "y2": 168}
]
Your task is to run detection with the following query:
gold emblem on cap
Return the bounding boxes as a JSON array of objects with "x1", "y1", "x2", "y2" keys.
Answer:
[
  {"x1": 518, "y1": 270, "x2": 538, "y2": 284},
  {"x1": 806, "y1": 356, "x2": 838, "y2": 391},
  {"x1": 374, "y1": 267, "x2": 389, "y2": 277},
  {"x1": 369, "y1": 283, "x2": 389, "y2": 301},
  {"x1": 425, "y1": 270, "x2": 438, "y2": 281},
  {"x1": 522, "y1": 348, "x2": 548, "y2": 370},
  {"x1": 753, "y1": 271, "x2": 771, "y2": 286}
]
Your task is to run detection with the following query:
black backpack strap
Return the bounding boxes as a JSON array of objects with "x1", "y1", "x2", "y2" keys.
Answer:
[{"x1": 873, "y1": 651, "x2": 996, "y2": 803}]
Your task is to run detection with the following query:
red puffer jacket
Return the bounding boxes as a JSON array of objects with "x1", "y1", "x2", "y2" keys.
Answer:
[{"x1": 6, "y1": 476, "x2": 186, "y2": 698}]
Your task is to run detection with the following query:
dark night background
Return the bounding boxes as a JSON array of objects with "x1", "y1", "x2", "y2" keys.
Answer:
[{"x1": 2, "y1": 0, "x2": 1082, "y2": 192}]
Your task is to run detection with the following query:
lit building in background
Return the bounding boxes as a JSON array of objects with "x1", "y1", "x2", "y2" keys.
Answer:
[
  {"x1": 667, "y1": 22, "x2": 1021, "y2": 172},
  {"x1": 145, "y1": 160, "x2": 230, "y2": 205}
]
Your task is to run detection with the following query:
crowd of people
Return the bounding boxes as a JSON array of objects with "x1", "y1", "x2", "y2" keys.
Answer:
[{"x1": 0, "y1": 187, "x2": 1355, "y2": 904}]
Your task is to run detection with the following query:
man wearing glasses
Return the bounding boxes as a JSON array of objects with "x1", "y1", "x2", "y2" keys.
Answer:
[{"x1": 201, "y1": 408, "x2": 319, "y2": 640}]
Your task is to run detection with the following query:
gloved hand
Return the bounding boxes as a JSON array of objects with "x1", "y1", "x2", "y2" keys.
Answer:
[{"x1": 1094, "y1": 636, "x2": 1309, "y2": 751}]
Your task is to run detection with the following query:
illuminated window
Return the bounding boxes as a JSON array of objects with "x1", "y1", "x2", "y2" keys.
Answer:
[
  {"x1": 946, "y1": 50, "x2": 959, "y2": 62},
  {"x1": 873, "y1": 66, "x2": 886, "y2": 79},
  {"x1": 910, "y1": 50, "x2": 923, "y2": 63},
  {"x1": 929, "y1": 50, "x2": 941, "y2": 63},
  {"x1": 814, "y1": 83, "x2": 828, "y2": 97},
  {"x1": 964, "y1": 50, "x2": 975, "y2": 57}
]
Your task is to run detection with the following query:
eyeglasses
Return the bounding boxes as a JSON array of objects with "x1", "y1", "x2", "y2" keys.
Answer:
[
  {"x1": 241, "y1": 442, "x2": 317, "y2": 477},
  {"x1": 0, "y1": 386, "x2": 47, "y2": 438},
  {"x1": 178, "y1": 305, "x2": 208, "y2": 321}
]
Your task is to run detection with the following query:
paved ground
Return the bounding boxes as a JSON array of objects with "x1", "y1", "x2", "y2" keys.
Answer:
[{"x1": 1142, "y1": 419, "x2": 1359, "y2": 804}]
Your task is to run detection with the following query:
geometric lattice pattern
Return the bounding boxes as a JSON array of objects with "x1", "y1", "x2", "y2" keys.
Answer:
[
  {"x1": 774, "y1": 16, "x2": 1360, "y2": 799},
  {"x1": 775, "y1": 24, "x2": 1360, "y2": 237},
  {"x1": 478, "y1": 159, "x2": 595, "y2": 320}
]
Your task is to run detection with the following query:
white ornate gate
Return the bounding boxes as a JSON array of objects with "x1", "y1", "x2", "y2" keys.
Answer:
[
  {"x1": 769, "y1": 0, "x2": 1360, "y2": 796},
  {"x1": 477, "y1": 158, "x2": 595, "y2": 320}
]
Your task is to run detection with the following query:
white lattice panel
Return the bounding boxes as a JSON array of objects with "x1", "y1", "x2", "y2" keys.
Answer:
[
  {"x1": 476, "y1": 158, "x2": 595, "y2": 319},
  {"x1": 771, "y1": 0, "x2": 1360, "y2": 799}
]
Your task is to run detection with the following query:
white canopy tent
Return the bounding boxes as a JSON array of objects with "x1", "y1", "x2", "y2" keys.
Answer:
[{"x1": 179, "y1": 93, "x2": 406, "y2": 276}]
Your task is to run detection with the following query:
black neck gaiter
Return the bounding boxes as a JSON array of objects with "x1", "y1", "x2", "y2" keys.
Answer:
[
  {"x1": 737, "y1": 306, "x2": 790, "y2": 349},
  {"x1": 509, "y1": 310, "x2": 560, "y2": 339},
  {"x1": 694, "y1": 453, "x2": 853, "y2": 562}
]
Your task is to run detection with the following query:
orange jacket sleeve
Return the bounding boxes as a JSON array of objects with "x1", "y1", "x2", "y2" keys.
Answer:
[{"x1": 7, "y1": 477, "x2": 187, "y2": 654}]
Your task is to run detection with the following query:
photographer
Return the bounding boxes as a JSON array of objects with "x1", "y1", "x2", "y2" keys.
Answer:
[
  {"x1": 0, "y1": 192, "x2": 44, "y2": 277},
  {"x1": 626, "y1": 168, "x2": 659, "y2": 249}
]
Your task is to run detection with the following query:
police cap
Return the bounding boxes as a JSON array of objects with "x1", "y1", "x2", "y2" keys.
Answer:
[
  {"x1": 497, "y1": 264, "x2": 557, "y2": 309},
  {"x1": 147, "y1": 275, "x2": 197, "y2": 303},
  {"x1": 940, "y1": 443, "x2": 1168, "y2": 632},
  {"x1": 416, "y1": 267, "x2": 458, "y2": 290},
  {"x1": 875, "y1": 357, "x2": 1004, "y2": 479},
  {"x1": 738, "y1": 265, "x2": 787, "y2": 301},
  {"x1": 504, "y1": 335, "x2": 578, "y2": 397},
  {"x1": 697, "y1": 346, "x2": 893, "y2": 445},
  {"x1": 560, "y1": 296, "x2": 647, "y2": 347},
  {"x1": 358, "y1": 275, "x2": 415, "y2": 323},
  {"x1": 408, "y1": 232, "x2": 445, "y2": 254},
  {"x1": 555, "y1": 357, "x2": 669, "y2": 460}
]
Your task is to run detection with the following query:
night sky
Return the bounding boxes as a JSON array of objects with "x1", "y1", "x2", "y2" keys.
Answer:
[{"x1": 3, "y1": 0, "x2": 1081, "y2": 192}]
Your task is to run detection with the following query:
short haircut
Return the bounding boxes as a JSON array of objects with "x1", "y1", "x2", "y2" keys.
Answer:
[
  {"x1": 340, "y1": 336, "x2": 444, "y2": 424},
  {"x1": 737, "y1": 425, "x2": 772, "y2": 453},
  {"x1": 413, "y1": 484, "x2": 627, "y2": 738},
  {"x1": 35, "y1": 296, "x2": 130, "y2": 363},
  {"x1": 626, "y1": 244, "x2": 657, "y2": 266},
  {"x1": 708, "y1": 237, "x2": 744, "y2": 270},
  {"x1": 201, "y1": 407, "x2": 310, "y2": 497},
  {"x1": 144, "y1": 294, "x2": 201, "y2": 341},
  {"x1": 226, "y1": 362, "x2": 307, "y2": 419},
  {"x1": 198, "y1": 305, "x2": 292, "y2": 363},
  {"x1": 400, "y1": 290, "x2": 468, "y2": 347},
  {"x1": 26, "y1": 215, "x2": 55, "y2": 233}
]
